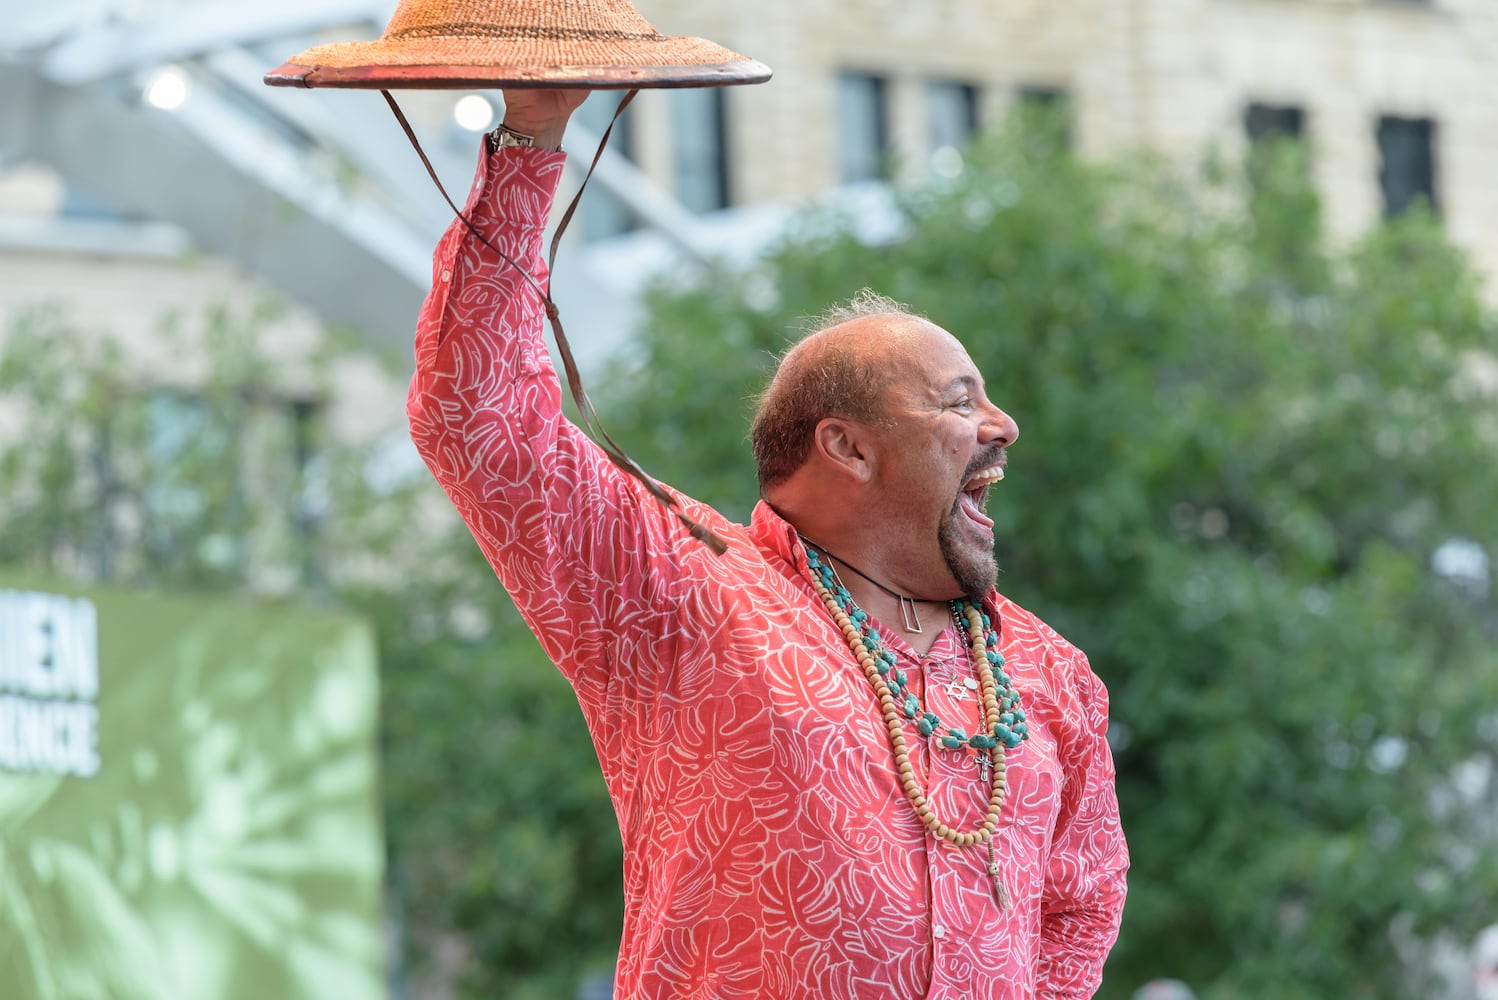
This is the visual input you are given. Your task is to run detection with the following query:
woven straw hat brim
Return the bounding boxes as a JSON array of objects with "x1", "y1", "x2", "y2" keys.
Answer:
[{"x1": 266, "y1": 35, "x2": 771, "y2": 90}]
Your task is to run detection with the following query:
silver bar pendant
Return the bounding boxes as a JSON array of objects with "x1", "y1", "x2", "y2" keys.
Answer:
[{"x1": 898, "y1": 595, "x2": 922, "y2": 633}]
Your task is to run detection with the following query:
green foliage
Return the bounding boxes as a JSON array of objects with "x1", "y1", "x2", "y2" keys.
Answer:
[
  {"x1": 601, "y1": 115, "x2": 1498, "y2": 996},
  {"x1": 364, "y1": 583, "x2": 621, "y2": 1000},
  {"x1": 0, "y1": 303, "x2": 620, "y2": 999},
  {"x1": 5, "y1": 106, "x2": 1496, "y2": 999},
  {"x1": 0, "y1": 301, "x2": 299, "y2": 588}
]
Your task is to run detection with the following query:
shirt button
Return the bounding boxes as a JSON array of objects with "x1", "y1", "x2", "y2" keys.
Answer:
[
  {"x1": 440, "y1": 269, "x2": 452, "y2": 283},
  {"x1": 932, "y1": 924, "x2": 946, "y2": 939}
]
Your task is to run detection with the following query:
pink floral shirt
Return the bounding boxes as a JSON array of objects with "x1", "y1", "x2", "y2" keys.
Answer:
[{"x1": 407, "y1": 145, "x2": 1128, "y2": 999}]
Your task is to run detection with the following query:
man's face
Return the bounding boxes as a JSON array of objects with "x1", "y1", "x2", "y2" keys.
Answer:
[{"x1": 865, "y1": 321, "x2": 1018, "y2": 600}]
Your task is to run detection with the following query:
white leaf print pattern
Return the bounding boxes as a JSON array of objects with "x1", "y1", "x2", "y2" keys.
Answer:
[{"x1": 407, "y1": 144, "x2": 1129, "y2": 1000}]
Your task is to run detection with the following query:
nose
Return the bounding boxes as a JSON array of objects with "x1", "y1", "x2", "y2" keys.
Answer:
[{"x1": 980, "y1": 401, "x2": 1019, "y2": 447}]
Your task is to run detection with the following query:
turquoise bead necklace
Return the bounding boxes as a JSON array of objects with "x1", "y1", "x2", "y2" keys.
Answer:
[
  {"x1": 804, "y1": 545, "x2": 1029, "y2": 751},
  {"x1": 803, "y1": 542, "x2": 1030, "y2": 908}
]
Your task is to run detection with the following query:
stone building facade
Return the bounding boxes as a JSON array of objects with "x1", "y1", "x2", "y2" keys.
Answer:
[{"x1": 623, "y1": 0, "x2": 1498, "y2": 291}]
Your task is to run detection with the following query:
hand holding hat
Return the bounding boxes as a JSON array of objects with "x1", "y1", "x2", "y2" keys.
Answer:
[{"x1": 499, "y1": 89, "x2": 590, "y2": 150}]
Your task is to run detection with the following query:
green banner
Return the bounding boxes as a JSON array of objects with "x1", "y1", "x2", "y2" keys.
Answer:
[{"x1": 0, "y1": 577, "x2": 385, "y2": 1000}]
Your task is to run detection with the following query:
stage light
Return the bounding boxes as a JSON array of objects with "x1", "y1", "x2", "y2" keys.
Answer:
[
  {"x1": 453, "y1": 94, "x2": 495, "y2": 132},
  {"x1": 145, "y1": 66, "x2": 189, "y2": 111}
]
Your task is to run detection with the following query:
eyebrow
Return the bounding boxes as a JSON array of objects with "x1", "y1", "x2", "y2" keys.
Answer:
[{"x1": 941, "y1": 374, "x2": 982, "y2": 396}]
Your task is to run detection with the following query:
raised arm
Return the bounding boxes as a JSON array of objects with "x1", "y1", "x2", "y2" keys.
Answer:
[{"x1": 406, "y1": 91, "x2": 704, "y2": 694}]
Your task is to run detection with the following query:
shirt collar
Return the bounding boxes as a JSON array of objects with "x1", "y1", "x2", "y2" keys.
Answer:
[
  {"x1": 745, "y1": 499, "x2": 1003, "y2": 618},
  {"x1": 748, "y1": 499, "x2": 809, "y2": 575}
]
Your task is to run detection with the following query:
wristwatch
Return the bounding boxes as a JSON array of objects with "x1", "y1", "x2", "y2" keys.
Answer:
[{"x1": 486, "y1": 123, "x2": 535, "y2": 152}]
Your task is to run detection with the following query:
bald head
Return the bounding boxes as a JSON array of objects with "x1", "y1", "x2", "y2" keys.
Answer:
[{"x1": 751, "y1": 293, "x2": 938, "y2": 492}]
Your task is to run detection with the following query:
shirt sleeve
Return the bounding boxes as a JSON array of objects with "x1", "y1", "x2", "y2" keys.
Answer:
[
  {"x1": 1036, "y1": 650, "x2": 1130, "y2": 998},
  {"x1": 406, "y1": 143, "x2": 698, "y2": 697}
]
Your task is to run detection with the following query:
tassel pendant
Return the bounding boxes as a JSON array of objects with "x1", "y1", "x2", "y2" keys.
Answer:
[
  {"x1": 988, "y1": 862, "x2": 1012, "y2": 911},
  {"x1": 987, "y1": 841, "x2": 1012, "y2": 911}
]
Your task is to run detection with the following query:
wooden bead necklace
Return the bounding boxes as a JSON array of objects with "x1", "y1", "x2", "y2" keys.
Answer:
[{"x1": 803, "y1": 544, "x2": 1029, "y2": 909}]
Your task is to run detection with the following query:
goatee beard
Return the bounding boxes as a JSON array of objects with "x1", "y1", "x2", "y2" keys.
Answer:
[{"x1": 939, "y1": 506, "x2": 997, "y2": 602}]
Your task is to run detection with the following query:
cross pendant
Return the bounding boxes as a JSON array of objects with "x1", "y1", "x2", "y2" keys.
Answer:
[{"x1": 977, "y1": 752, "x2": 990, "y2": 783}]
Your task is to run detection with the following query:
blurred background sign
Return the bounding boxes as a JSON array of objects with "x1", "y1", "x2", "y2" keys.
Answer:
[{"x1": 0, "y1": 577, "x2": 384, "y2": 1000}]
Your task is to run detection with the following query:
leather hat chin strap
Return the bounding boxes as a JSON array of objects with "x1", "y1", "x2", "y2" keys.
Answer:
[{"x1": 382, "y1": 88, "x2": 729, "y2": 556}]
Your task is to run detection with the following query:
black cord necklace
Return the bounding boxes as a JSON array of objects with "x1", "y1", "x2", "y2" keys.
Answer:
[{"x1": 801, "y1": 538, "x2": 931, "y2": 634}]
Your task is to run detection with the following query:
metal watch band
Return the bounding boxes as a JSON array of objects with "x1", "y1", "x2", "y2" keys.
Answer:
[{"x1": 486, "y1": 123, "x2": 535, "y2": 152}]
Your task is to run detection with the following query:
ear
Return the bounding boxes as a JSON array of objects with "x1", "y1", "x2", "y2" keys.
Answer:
[{"x1": 812, "y1": 417, "x2": 876, "y2": 483}]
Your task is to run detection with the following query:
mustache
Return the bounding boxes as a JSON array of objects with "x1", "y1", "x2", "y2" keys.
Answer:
[{"x1": 962, "y1": 447, "x2": 1008, "y2": 482}]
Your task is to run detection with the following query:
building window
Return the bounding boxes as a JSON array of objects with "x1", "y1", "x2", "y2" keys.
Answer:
[
  {"x1": 837, "y1": 72, "x2": 890, "y2": 182},
  {"x1": 1377, "y1": 115, "x2": 1438, "y2": 218},
  {"x1": 1244, "y1": 102, "x2": 1308, "y2": 191},
  {"x1": 1019, "y1": 85, "x2": 1068, "y2": 110},
  {"x1": 671, "y1": 88, "x2": 730, "y2": 213},
  {"x1": 927, "y1": 80, "x2": 980, "y2": 178},
  {"x1": 1245, "y1": 103, "x2": 1305, "y2": 144},
  {"x1": 927, "y1": 80, "x2": 980, "y2": 153},
  {"x1": 142, "y1": 393, "x2": 224, "y2": 542},
  {"x1": 138, "y1": 389, "x2": 323, "y2": 581},
  {"x1": 1017, "y1": 85, "x2": 1071, "y2": 149},
  {"x1": 575, "y1": 93, "x2": 639, "y2": 239}
]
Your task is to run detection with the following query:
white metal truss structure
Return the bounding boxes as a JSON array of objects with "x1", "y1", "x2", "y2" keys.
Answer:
[{"x1": 0, "y1": 0, "x2": 734, "y2": 352}]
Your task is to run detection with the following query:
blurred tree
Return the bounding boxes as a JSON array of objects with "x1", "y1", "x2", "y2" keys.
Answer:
[
  {"x1": 5, "y1": 106, "x2": 1496, "y2": 999},
  {"x1": 598, "y1": 117, "x2": 1498, "y2": 997},
  {"x1": 0, "y1": 306, "x2": 621, "y2": 999}
]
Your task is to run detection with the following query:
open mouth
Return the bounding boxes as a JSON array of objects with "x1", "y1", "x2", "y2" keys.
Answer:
[{"x1": 956, "y1": 464, "x2": 1005, "y2": 532}]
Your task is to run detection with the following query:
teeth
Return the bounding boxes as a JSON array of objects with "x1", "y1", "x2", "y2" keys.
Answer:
[{"x1": 969, "y1": 464, "x2": 1005, "y2": 486}]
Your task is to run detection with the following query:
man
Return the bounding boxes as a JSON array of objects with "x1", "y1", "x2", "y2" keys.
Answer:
[{"x1": 407, "y1": 89, "x2": 1127, "y2": 999}]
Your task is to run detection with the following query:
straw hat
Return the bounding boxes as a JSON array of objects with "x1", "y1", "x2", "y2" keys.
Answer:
[{"x1": 265, "y1": 0, "x2": 771, "y2": 90}]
